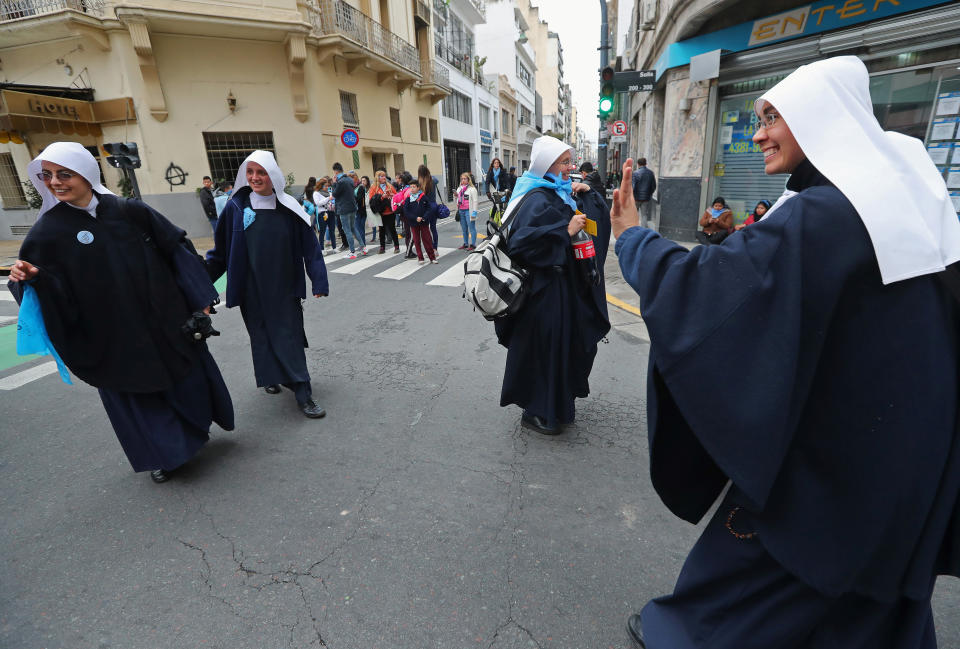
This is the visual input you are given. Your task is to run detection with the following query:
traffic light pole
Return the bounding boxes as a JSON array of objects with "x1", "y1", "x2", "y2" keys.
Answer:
[
  {"x1": 598, "y1": 0, "x2": 609, "y2": 182},
  {"x1": 125, "y1": 168, "x2": 142, "y2": 201}
]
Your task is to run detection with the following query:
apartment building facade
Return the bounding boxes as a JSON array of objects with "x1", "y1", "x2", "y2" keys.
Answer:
[{"x1": 0, "y1": 0, "x2": 451, "y2": 238}]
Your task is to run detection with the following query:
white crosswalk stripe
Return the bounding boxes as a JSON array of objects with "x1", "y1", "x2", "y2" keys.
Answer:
[
  {"x1": 375, "y1": 247, "x2": 456, "y2": 280},
  {"x1": 426, "y1": 259, "x2": 466, "y2": 287},
  {"x1": 331, "y1": 250, "x2": 399, "y2": 275},
  {"x1": 0, "y1": 292, "x2": 15, "y2": 302},
  {"x1": 0, "y1": 361, "x2": 57, "y2": 390}
]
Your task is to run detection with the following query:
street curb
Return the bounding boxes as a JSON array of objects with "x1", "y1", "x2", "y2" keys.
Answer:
[{"x1": 606, "y1": 293, "x2": 641, "y2": 317}]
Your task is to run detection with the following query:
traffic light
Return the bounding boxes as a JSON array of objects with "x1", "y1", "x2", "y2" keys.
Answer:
[
  {"x1": 103, "y1": 142, "x2": 141, "y2": 169},
  {"x1": 599, "y1": 66, "x2": 615, "y2": 119}
]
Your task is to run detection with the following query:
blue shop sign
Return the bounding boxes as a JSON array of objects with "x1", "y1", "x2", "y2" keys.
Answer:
[
  {"x1": 480, "y1": 129, "x2": 493, "y2": 145},
  {"x1": 655, "y1": 0, "x2": 955, "y2": 80}
]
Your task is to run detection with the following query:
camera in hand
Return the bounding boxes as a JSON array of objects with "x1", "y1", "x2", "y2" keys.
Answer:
[{"x1": 181, "y1": 311, "x2": 220, "y2": 342}]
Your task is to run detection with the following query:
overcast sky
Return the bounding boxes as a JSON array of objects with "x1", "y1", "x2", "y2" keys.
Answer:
[{"x1": 531, "y1": 0, "x2": 632, "y2": 144}]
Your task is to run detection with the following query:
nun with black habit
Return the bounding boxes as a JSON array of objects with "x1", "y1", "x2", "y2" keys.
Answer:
[
  {"x1": 7, "y1": 142, "x2": 234, "y2": 484},
  {"x1": 495, "y1": 136, "x2": 610, "y2": 435},
  {"x1": 205, "y1": 151, "x2": 329, "y2": 419},
  {"x1": 610, "y1": 56, "x2": 960, "y2": 649}
]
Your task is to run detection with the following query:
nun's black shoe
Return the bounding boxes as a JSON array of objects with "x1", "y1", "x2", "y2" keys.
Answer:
[
  {"x1": 264, "y1": 385, "x2": 282, "y2": 394},
  {"x1": 150, "y1": 469, "x2": 170, "y2": 483},
  {"x1": 300, "y1": 399, "x2": 326, "y2": 419},
  {"x1": 521, "y1": 412, "x2": 560, "y2": 435},
  {"x1": 626, "y1": 614, "x2": 646, "y2": 648}
]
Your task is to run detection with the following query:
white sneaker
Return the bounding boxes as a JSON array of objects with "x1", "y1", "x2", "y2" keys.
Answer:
[
  {"x1": 430, "y1": 259, "x2": 439, "y2": 264},
  {"x1": 344, "y1": 251, "x2": 357, "y2": 260},
  {"x1": 360, "y1": 247, "x2": 368, "y2": 256},
  {"x1": 418, "y1": 259, "x2": 426, "y2": 265}
]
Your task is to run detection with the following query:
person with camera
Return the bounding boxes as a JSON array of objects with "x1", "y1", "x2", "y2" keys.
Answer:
[{"x1": 8, "y1": 142, "x2": 234, "y2": 484}]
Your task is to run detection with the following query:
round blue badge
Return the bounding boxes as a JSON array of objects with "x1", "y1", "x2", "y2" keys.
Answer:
[{"x1": 77, "y1": 231, "x2": 94, "y2": 244}]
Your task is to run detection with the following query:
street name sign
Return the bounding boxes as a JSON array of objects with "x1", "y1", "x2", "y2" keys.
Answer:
[
  {"x1": 614, "y1": 70, "x2": 655, "y2": 93},
  {"x1": 610, "y1": 135, "x2": 627, "y2": 144}
]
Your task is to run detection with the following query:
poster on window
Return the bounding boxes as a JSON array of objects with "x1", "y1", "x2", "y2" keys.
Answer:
[
  {"x1": 928, "y1": 143, "x2": 953, "y2": 165},
  {"x1": 936, "y1": 92, "x2": 960, "y2": 117},
  {"x1": 931, "y1": 118, "x2": 959, "y2": 141}
]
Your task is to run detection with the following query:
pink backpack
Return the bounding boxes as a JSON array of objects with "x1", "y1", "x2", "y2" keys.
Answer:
[{"x1": 391, "y1": 186, "x2": 410, "y2": 212}]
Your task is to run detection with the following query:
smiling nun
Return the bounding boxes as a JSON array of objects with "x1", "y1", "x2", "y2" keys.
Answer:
[
  {"x1": 7, "y1": 142, "x2": 234, "y2": 484},
  {"x1": 610, "y1": 56, "x2": 960, "y2": 649},
  {"x1": 205, "y1": 151, "x2": 328, "y2": 419}
]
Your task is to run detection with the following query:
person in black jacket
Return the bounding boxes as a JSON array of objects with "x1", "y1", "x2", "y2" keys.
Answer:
[
  {"x1": 631, "y1": 158, "x2": 656, "y2": 228},
  {"x1": 579, "y1": 162, "x2": 605, "y2": 196},
  {"x1": 484, "y1": 158, "x2": 507, "y2": 199},
  {"x1": 200, "y1": 175, "x2": 218, "y2": 232},
  {"x1": 331, "y1": 162, "x2": 362, "y2": 258}
]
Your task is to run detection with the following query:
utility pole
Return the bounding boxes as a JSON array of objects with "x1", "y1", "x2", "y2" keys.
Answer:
[{"x1": 598, "y1": 0, "x2": 609, "y2": 181}]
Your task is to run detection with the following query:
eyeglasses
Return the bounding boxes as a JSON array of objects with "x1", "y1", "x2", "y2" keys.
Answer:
[
  {"x1": 758, "y1": 112, "x2": 781, "y2": 129},
  {"x1": 37, "y1": 169, "x2": 78, "y2": 182}
]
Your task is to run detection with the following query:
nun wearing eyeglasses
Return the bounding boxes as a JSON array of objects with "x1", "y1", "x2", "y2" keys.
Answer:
[
  {"x1": 494, "y1": 136, "x2": 610, "y2": 436},
  {"x1": 205, "y1": 151, "x2": 329, "y2": 419},
  {"x1": 7, "y1": 142, "x2": 234, "y2": 484},
  {"x1": 610, "y1": 57, "x2": 960, "y2": 649}
]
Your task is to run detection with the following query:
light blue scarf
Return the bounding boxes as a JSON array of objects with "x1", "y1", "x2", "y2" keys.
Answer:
[
  {"x1": 492, "y1": 167, "x2": 500, "y2": 186},
  {"x1": 508, "y1": 171, "x2": 577, "y2": 214}
]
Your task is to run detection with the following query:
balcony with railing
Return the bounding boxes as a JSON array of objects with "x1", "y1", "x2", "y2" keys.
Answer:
[
  {"x1": 302, "y1": 0, "x2": 421, "y2": 79},
  {"x1": 1, "y1": 0, "x2": 104, "y2": 22},
  {"x1": 417, "y1": 58, "x2": 451, "y2": 104}
]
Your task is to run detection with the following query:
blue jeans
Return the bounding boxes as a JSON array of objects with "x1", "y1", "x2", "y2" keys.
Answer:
[
  {"x1": 339, "y1": 211, "x2": 357, "y2": 252},
  {"x1": 353, "y1": 213, "x2": 367, "y2": 248},
  {"x1": 458, "y1": 209, "x2": 476, "y2": 246},
  {"x1": 316, "y1": 212, "x2": 337, "y2": 247}
]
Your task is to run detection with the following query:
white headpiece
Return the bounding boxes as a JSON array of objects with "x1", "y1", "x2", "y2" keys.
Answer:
[
  {"x1": 757, "y1": 56, "x2": 960, "y2": 285},
  {"x1": 529, "y1": 136, "x2": 575, "y2": 178},
  {"x1": 233, "y1": 150, "x2": 312, "y2": 227},
  {"x1": 28, "y1": 142, "x2": 115, "y2": 218}
]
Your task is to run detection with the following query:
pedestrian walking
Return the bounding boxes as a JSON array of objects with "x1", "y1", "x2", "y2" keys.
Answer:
[
  {"x1": 630, "y1": 157, "x2": 656, "y2": 228},
  {"x1": 348, "y1": 171, "x2": 368, "y2": 254},
  {"x1": 495, "y1": 135, "x2": 611, "y2": 435},
  {"x1": 403, "y1": 179, "x2": 438, "y2": 264},
  {"x1": 417, "y1": 164, "x2": 443, "y2": 252},
  {"x1": 369, "y1": 169, "x2": 400, "y2": 254},
  {"x1": 206, "y1": 150, "x2": 328, "y2": 419},
  {"x1": 359, "y1": 175, "x2": 378, "y2": 243},
  {"x1": 8, "y1": 142, "x2": 234, "y2": 484},
  {"x1": 331, "y1": 162, "x2": 360, "y2": 259},
  {"x1": 610, "y1": 56, "x2": 960, "y2": 649},
  {"x1": 455, "y1": 172, "x2": 479, "y2": 250},
  {"x1": 485, "y1": 158, "x2": 506, "y2": 199},
  {"x1": 200, "y1": 175, "x2": 218, "y2": 231},
  {"x1": 313, "y1": 177, "x2": 337, "y2": 253},
  {"x1": 214, "y1": 180, "x2": 234, "y2": 217}
]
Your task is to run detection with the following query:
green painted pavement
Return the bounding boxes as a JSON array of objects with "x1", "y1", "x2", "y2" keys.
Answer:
[{"x1": 0, "y1": 321, "x2": 39, "y2": 372}]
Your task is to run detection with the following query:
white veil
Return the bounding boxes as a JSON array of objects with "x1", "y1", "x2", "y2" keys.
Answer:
[
  {"x1": 233, "y1": 150, "x2": 312, "y2": 227},
  {"x1": 27, "y1": 142, "x2": 115, "y2": 218}
]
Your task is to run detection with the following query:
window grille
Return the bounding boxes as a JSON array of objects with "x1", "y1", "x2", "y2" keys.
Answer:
[
  {"x1": 516, "y1": 60, "x2": 532, "y2": 89},
  {"x1": 393, "y1": 153, "x2": 405, "y2": 177},
  {"x1": 390, "y1": 108, "x2": 402, "y2": 137},
  {"x1": 372, "y1": 153, "x2": 388, "y2": 173},
  {"x1": 0, "y1": 153, "x2": 27, "y2": 208},
  {"x1": 420, "y1": 116, "x2": 429, "y2": 141},
  {"x1": 202, "y1": 132, "x2": 276, "y2": 184},
  {"x1": 340, "y1": 91, "x2": 359, "y2": 125},
  {"x1": 429, "y1": 119, "x2": 439, "y2": 143},
  {"x1": 520, "y1": 105, "x2": 531, "y2": 126}
]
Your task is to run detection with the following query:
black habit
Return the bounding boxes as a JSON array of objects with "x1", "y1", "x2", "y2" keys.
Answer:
[
  {"x1": 616, "y1": 161, "x2": 960, "y2": 644},
  {"x1": 495, "y1": 189, "x2": 610, "y2": 427},
  {"x1": 10, "y1": 195, "x2": 234, "y2": 472}
]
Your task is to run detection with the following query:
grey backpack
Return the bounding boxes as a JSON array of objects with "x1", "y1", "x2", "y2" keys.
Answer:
[{"x1": 462, "y1": 189, "x2": 545, "y2": 320}]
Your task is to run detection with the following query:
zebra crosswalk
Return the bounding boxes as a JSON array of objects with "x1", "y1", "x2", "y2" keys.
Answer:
[{"x1": 325, "y1": 245, "x2": 466, "y2": 287}]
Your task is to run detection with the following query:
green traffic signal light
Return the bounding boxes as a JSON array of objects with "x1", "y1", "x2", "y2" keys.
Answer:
[
  {"x1": 599, "y1": 97, "x2": 614, "y2": 113},
  {"x1": 599, "y1": 66, "x2": 616, "y2": 117}
]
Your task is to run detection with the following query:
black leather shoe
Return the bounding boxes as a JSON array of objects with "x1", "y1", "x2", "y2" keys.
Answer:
[
  {"x1": 300, "y1": 399, "x2": 326, "y2": 419},
  {"x1": 150, "y1": 469, "x2": 170, "y2": 483},
  {"x1": 264, "y1": 385, "x2": 282, "y2": 394},
  {"x1": 521, "y1": 411, "x2": 560, "y2": 435},
  {"x1": 626, "y1": 614, "x2": 646, "y2": 648}
]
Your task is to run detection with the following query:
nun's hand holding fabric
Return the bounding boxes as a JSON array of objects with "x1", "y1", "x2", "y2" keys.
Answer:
[
  {"x1": 611, "y1": 159, "x2": 641, "y2": 239},
  {"x1": 571, "y1": 182, "x2": 591, "y2": 194},
  {"x1": 9, "y1": 260, "x2": 39, "y2": 282}
]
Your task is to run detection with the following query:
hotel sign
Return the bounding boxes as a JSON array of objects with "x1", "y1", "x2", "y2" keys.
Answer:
[{"x1": 1, "y1": 91, "x2": 95, "y2": 122}]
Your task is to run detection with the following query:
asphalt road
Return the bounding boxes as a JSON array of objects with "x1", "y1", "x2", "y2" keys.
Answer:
[{"x1": 1, "y1": 221, "x2": 958, "y2": 648}]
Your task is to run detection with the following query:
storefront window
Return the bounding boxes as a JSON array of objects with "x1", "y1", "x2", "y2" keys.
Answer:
[{"x1": 713, "y1": 61, "x2": 960, "y2": 223}]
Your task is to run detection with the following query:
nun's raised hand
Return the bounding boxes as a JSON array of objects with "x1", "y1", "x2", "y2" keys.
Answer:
[
  {"x1": 611, "y1": 158, "x2": 641, "y2": 239},
  {"x1": 571, "y1": 181, "x2": 590, "y2": 194},
  {"x1": 8, "y1": 260, "x2": 39, "y2": 282}
]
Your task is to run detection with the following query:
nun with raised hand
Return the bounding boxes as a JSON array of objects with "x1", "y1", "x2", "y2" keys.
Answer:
[
  {"x1": 495, "y1": 135, "x2": 611, "y2": 436},
  {"x1": 611, "y1": 57, "x2": 960, "y2": 649},
  {"x1": 7, "y1": 142, "x2": 234, "y2": 484},
  {"x1": 205, "y1": 151, "x2": 328, "y2": 419}
]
